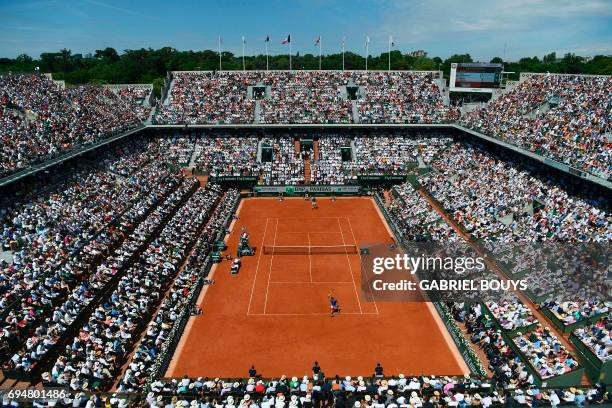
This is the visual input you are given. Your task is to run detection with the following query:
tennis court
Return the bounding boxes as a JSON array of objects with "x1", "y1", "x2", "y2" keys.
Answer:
[
  {"x1": 167, "y1": 197, "x2": 468, "y2": 378},
  {"x1": 247, "y1": 215, "x2": 378, "y2": 316}
]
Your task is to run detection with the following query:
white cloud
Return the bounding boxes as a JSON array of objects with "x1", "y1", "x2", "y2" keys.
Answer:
[{"x1": 374, "y1": 0, "x2": 612, "y2": 60}]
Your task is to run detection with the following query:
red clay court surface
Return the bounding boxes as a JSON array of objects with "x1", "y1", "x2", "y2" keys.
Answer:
[{"x1": 167, "y1": 197, "x2": 468, "y2": 378}]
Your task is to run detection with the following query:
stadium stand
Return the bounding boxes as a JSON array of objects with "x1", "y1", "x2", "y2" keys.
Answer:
[
  {"x1": 419, "y1": 143, "x2": 609, "y2": 243},
  {"x1": 572, "y1": 317, "x2": 610, "y2": 363},
  {"x1": 153, "y1": 71, "x2": 458, "y2": 125},
  {"x1": 387, "y1": 183, "x2": 457, "y2": 242},
  {"x1": 193, "y1": 136, "x2": 260, "y2": 177},
  {"x1": 310, "y1": 135, "x2": 353, "y2": 185},
  {"x1": 460, "y1": 73, "x2": 611, "y2": 180},
  {"x1": 0, "y1": 66, "x2": 610, "y2": 405},
  {"x1": 354, "y1": 72, "x2": 457, "y2": 124},
  {"x1": 0, "y1": 73, "x2": 149, "y2": 178},
  {"x1": 260, "y1": 138, "x2": 305, "y2": 185},
  {"x1": 142, "y1": 375, "x2": 608, "y2": 407},
  {"x1": 260, "y1": 71, "x2": 353, "y2": 124},
  {"x1": 154, "y1": 72, "x2": 256, "y2": 124},
  {"x1": 118, "y1": 188, "x2": 240, "y2": 392},
  {"x1": 44, "y1": 183, "x2": 220, "y2": 390},
  {"x1": 514, "y1": 328, "x2": 581, "y2": 380}
]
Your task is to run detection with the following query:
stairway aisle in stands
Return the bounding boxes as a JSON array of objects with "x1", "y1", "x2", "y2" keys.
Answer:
[
  {"x1": 254, "y1": 100, "x2": 262, "y2": 123},
  {"x1": 294, "y1": 140, "x2": 300, "y2": 155},
  {"x1": 313, "y1": 140, "x2": 320, "y2": 161},
  {"x1": 197, "y1": 175, "x2": 209, "y2": 188},
  {"x1": 351, "y1": 100, "x2": 360, "y2": 123},
  {"x1": 304, "y1": 156, "x2": 311, "y2": 185}
]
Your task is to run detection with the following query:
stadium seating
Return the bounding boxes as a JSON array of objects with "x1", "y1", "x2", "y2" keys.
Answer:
[
  {"x1": 387, "y1": 183, "x2": 457, "y2": 241},
  {"x1": 0, "y1": 72, "x2": 609, "y2": 404},
  {"x1": 193, "y1": 136, "x2": 260, "y2": 177},
  {"x1": 119, "y1": 188, "x2": 240, "y2": 392},
  {"x1": 460, "y1": 74, "x2": 611, "y2": 179},
  {"x1": 572, "y1": 317, "x2": 610, "y2": 363},
  {"x1": 354, "y1": 72, "x2": 455, "y2": 124},
  {"x1": 142, "y1": 374, "x2": 608, "y2": 407},
  {"x1": 46, "y1": 184, "x2": 220, "y2": 390},
  {"x1": 154, "y1": 72, "x2": 256, "y2": 124},
  {"x1": 419, "y1": 143, "x2": 609, "y2": 243},
  {"x1": 154, "y1": 71, "x2": 457, "y2": 125},
  {"x1": 0, "y1": 73, "x2": 149, "y2": 178}
]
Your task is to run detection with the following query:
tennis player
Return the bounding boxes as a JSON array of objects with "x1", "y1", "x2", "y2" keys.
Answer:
[
  {"x1": 311, "y1": 196, "x2": 318, "y2": 209},
  {"x1": 329, "y1": 293, "x2": 340, "y2": 317}
]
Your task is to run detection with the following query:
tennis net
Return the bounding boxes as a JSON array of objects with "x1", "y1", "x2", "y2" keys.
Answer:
[{"x1": 262, "y1": 245, "x2": 358, "y2": 255}]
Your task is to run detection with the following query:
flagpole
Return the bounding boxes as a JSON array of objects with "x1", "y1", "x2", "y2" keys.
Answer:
[
  {"x1": 388, "y1": 36, "x2": 391, "y2": 71},
  {"x1": 365, "y1": 37, "x2": 369, "y2": 71},
  {"x1": 319, "y1": 35, "x2": 322, "y2": 70},
  {"x1": 265, "y1": 39, "x2": 269, "y2": 71},
  {"x1": 289, "y1": 34, "x2": 292, "y2": 71},
  {"x1": 218, "y1": 36, "x2": 222, "y2": 71},
  {"x1": 342, "y1": 37, "x2": 345, "y2": 71},
  {"x1": 242, "y1": 36, "x2": 245, "y2": 71}
]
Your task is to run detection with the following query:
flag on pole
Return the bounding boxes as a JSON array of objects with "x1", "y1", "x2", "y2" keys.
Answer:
[
  {"x1": 281, "y1": 35, "x2": 291, "y2": 44},
  {"x1": 218, "y1": 36, "x2": 222, "y2": 71},
  {"x1": 365, "y1": 35, "x2": 370, "y2": 71},
  {"x1": 314, "y1": 36, "x2": 320, "y2": 46},
  {"x1": 265, "y1": 35, "x2": 270, "y2": 71},
  {"x1": 241, "y1": 36, "x2": 246, "y2": 71},
  {"x1": 388, "y1": 36, "x2": 394, "y2": 71}
]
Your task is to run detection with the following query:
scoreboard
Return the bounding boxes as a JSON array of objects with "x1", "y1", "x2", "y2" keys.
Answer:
[{"x1": 450, "y1": 63, "x2": 503, "y2": 93}]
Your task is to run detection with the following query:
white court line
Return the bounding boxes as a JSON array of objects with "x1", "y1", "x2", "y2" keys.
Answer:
[
  {"x1": 247, "y1": 217, "x2": 269, "y2": 314},
  {"x1": 269, "y1": 281, "x2": 355, "y2": 284},
  {"x1": 273, "y1": 216, "x2": 348, "y2": 219},
  {"x1": 337, "y1": 218, "x2": 363, "y2": 314},
  {"x1": 283, "y1": 231, "x2": 343, "y2": 234},
  {"x1": 247, "y1": 312, "x2": 380, "y2": 316},
  {"x1": 346, "y1": 216, "x2": 379, "y2": 315},
  {"x1": 262, "y1": 218, "x2": 279, "y2": 314},
  {"x1": 308, "y1": 233, "x2": 312, "y2": 282}
]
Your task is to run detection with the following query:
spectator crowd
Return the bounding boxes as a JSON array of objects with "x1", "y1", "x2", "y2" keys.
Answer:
[
  {"x1": 154, "y1": 71, "x2": 457, "y2": 126},
  {"x1": 0, "y1": 124, "x2": 609, "y2": 406},
  {"x1": 420, "y1": 143, "x2": 609, "y2": 243},
  {"x1": 573, "y1": 317, "x2": 610, "y2": 363},
  {"x1": 119, "y1": 188, "x2": 240, "y2": 393},
  {"x1": 460, "y1": 74, "x2": 611, "y2": 179},
  {"x1": 0, "y1": 73, "x2": 149, "y2": 177},
  {"x1": 45, "y1": 183, "x2": 220, "y2": 391},
  {"x1": 141, "y1": 373, "x2": 608, "y2": 408},
  {"x1": 155, "y1": 72, "x2": 256, "y2": 125}
]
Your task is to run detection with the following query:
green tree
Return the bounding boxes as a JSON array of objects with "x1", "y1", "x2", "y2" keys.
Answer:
[
  {"x1": 94, "y1": 47, "x2": 120, "y2": 62},
  {"x1": 0, "y1": 47, "x2": 608, "y2": 85},
  {"x1": 16, "y1": 54, "x2": 33, "y2": 63},
  {"x1": 542, "y1": 52, "x2": 556, "y2": 64}
]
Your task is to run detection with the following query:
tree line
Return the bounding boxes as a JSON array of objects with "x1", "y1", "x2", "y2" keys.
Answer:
[{"x1": 1, "y1": 47, "x2": 610, "y2": 97}]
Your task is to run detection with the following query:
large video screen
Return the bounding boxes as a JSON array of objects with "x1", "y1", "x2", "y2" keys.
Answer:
[{"x1": 450, "y1": 63, "x2": 503, "y2": 92}]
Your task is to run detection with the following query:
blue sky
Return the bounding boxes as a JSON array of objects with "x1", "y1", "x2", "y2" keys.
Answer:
[{"x1": 0, "y1": 0, "x2": 610, "y2": 61}]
